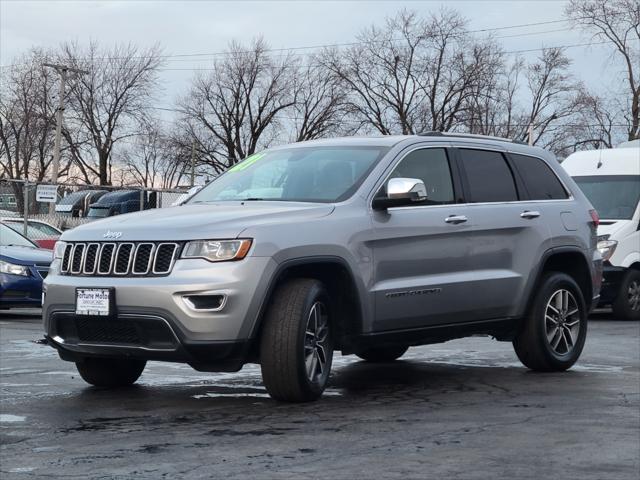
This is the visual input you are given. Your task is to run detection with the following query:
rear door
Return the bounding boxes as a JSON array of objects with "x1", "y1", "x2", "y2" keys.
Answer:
[
  {"x1": 370, "y1": 145, "x2": 476, "y2": 331},
  {"x1": 455, "y1": 147, "x2": 551, "y2": 320}
]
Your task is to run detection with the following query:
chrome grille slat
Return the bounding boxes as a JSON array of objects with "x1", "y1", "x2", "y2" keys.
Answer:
[
  {"x1": 70, "y1": 243, "x2": 86, "y2": 274},
  {"x1": 98, "y1": 243, "x2": 116, "y2": 275},
  {"x1": 153, "y1": 243, "x2": 178, "y2": 274},
  {"x1": 83, "y1": 243, "x2": 100, "y2": 274},
  {"x1": 61, "y1": 241, "x2": 179, "y2": 277},
  {"x1": 114, "y1": 243, "x2": 135, "y2": 275}
]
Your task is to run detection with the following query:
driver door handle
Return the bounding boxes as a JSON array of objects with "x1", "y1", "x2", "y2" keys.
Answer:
[
  {"x1": 520, "y1": 210, "x2": 541, "y2": 219},
  {"x1": 445, "y1": 215, "x2": 468, "y2": 224}
]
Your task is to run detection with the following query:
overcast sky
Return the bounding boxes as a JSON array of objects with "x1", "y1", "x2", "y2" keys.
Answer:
[{"x1": 0, "y1": 0, "x2": 622, "y2": 111}]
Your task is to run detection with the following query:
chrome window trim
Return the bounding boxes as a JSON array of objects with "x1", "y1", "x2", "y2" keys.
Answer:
[
  {"x1": 132, "y1": 242, "x2": 155, "y2": 275},
  {"x1": 368, "y1": 144, "x2": 456, "y2": 210},
  {"x1": 369, "y1": 143, "x2": 575, "y2": 213},
  {"x1": 113, "y1": 242, "x2": 135, "y2": 276},
  {"x1": 152, "y1": 243, "x2": 179, "y2": 275},
  {"x1": 97, "y1": 243, "x2": 116, "y2": 275},
  {"x1": 82, "y1": 243, "x2": 100, "y2": 275},
  {"x1": 70, "y1": 243, "x2": 86, "y2": 274}
]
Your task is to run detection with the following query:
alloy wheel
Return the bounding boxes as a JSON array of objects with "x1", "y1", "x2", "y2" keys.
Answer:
[
  {"x1": 304, "y1": 301, "x2": 330, "y2": 383},
  {"x1": 545, "y1": 289, "x2": 581, "y2": 356},
  {"x1": 627, "y1": 280, "x2": 640, "y2": 312}
]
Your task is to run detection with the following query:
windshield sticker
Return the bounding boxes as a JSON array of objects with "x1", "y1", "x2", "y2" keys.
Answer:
[{"x1": 228, "y1": 152, "x2": 265, "y2": 173}]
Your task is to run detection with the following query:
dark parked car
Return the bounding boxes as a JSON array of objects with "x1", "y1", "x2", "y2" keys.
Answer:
[
  {"x1": 1, "y1": 223, "x2": 52, "y2": 309},
  {"x1": 87, "y1": 190, "x2": 156, "y2": 219},
  {"x1": 55, "y1": 190, "x2": 107, "y2": 218}
]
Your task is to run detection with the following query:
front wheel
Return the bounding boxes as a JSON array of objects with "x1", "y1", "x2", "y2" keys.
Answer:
[
  {"x1": 612, "y1": 269, "x2": 640, "y2": 320},
  {"x1": 513, "y1": 272, "x2": 587, "y2": 372},
  {"x1": 260, "y1": 278, "x2": 333, "y2": 402},
  {"x1": 76, "y1": 357, "x2": 146, "y2": 387}
]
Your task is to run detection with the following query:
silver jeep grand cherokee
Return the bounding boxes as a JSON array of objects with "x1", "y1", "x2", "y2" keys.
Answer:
[{"x1": 44, "y1": 133, "x2": 602, "y2": 402}]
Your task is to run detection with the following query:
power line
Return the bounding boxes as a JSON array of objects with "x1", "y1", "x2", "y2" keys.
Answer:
[{"x1": 0, "y1": 14, "x2": 623, "y2": 69}]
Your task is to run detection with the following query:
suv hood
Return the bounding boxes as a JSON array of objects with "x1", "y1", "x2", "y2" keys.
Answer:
[
  {"x1": 62, "y1": 202, "x2": 335, "y2": 242},
  {"x1": 0, "y1": 245, "x2": 53, "y2": 265},
  {"x1": 597, "y1": 220, "x2": 630, "y2": 239}
]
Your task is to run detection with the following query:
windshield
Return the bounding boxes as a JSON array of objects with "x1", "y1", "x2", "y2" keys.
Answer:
[
  {"x1": 188, "y1": 146, "x2": 389, "y2": 204},
  {"x1": 0, "y1": 223, "x2": 36, "y2": 248},
  {"x1": 573, "y1": 175, "x2": 640, "y2": 220},
  {"x1": 4, "y1": 221, "x2": 59, "y2": 239},
  {"x1": 88, "y1": 207, "x2": 111, "y2": 218},
  {"x1": 57, "y1": 191, "x2": 88, "y2": 206}
]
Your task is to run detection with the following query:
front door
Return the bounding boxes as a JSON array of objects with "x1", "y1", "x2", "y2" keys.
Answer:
[{"x1": 370, "y1": 146, "x2": 475, "y2": 331}]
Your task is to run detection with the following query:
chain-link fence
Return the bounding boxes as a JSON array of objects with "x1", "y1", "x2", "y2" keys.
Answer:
[{"x1": 1, "y1": 180, "x2": 192, "y2": 246}]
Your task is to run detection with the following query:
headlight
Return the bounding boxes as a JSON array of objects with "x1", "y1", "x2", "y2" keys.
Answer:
[
  {"x1": 182, "y1": 239, "x2": 252, "y2": 262},
  {"x1": 597, "y1": 239, "x2": 618, "y2": 261},
  {"x1": 0, "y1": 260, "x2": 30, "y2": 276},
  {"x1": 53, "y1": 241, "x2": 67, "y2": 259}
]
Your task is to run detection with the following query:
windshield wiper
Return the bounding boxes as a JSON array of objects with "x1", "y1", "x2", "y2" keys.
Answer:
[{"x1": 241, "y1": 198, "x2": 264, "y2": 201}]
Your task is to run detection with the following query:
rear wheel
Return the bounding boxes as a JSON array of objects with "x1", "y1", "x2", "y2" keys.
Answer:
[
  {"x1": 76, "y1": 358, "x2": 146, "y2": 387},
  {"x1": 612, "y1": 270, "x2": 640, "y2": 320},
  {"x1": 260, "y1": 278, "x2": 333, "y2": 402},
  {"x1": 356, "y1": 345, "x2": 408, "y2": 362},
  {"x1": 513, "y1": 272, "x2": 587, "y2": 372}
]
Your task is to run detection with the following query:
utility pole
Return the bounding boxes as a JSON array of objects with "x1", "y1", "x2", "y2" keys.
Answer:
[
  {"x1": 43, "y1": 63, "x2": 88, "y2": 212},
  {"x1": 190, "y1": 140, "x2": 196, "y2": 187},
  {"x1": 528, "y1": 123, "x2": 534, "y2": 146}
]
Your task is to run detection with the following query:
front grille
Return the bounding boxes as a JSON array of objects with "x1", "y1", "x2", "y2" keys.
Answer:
[
  {"x1": 61, "y1": 242, "x2": 180, "y2": 277},
  {"x1": 76, "y1": 317, "x2": 141, "y2": 344}
]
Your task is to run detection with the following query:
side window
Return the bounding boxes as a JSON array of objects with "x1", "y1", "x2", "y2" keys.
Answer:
[
  {"x1": 510, "y1": 154, "x2": 569, "y2": 200},
  {"x1": 459, "y1": 149, "x2": 518, "y2": 202},
  {"x1": 387, "y1": 148, "x2": 455, "y2": 205}
]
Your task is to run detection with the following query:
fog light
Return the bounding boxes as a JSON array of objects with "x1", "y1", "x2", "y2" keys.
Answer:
[{"x1": 183, "y1": 294, "x2": 226, "y2": 311}]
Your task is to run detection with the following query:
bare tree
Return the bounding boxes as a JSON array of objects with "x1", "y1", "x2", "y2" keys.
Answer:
[
  {"x1": 289, "y1": 60, "x2": 349, "y2": 141},
  {"x1": 58, "y1": 41, "x2": 163, "y2": 185},
  {"x1": 117, "y1": 122, "x2": 190, "y2": 188},
  {"x1": 321, "y1": 9, "x2": 503, "y2": 135},
  {"x1": 179, "y1": 38, "x2": 296, "y2": 171},
  {"x1": 566, "y1": 0, "x2": 640, "y2": 140},
  {"x1": 0, "y1": 50, "x2": 68, "y2": 214}
]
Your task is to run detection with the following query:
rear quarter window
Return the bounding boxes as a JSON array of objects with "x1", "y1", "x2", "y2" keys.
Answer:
[{"x1": 510, "y1": 154, "x2": 569, "y2": 200}]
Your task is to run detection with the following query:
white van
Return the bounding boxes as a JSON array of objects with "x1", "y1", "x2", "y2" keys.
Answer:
[{"x1": 562, "y1": 145, "x2": 640, "y2": 319}]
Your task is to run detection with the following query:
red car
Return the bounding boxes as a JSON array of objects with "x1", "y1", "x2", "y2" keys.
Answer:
[{"x1": 2, "y1": 219, "x2": 62, "y2": 250}]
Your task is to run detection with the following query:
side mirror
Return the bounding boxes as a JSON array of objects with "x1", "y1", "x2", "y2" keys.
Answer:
[{"x1": 372, "y1": 177, "x2": 427, "y2": 210}]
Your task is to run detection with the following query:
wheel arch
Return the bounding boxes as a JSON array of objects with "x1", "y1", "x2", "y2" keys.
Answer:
[
  {"x1": 249, "y1": 256, "x2": 366, "y2": 354},
  {"x1": 528, "y1": 247, "x2": 594, "y2": 313}
]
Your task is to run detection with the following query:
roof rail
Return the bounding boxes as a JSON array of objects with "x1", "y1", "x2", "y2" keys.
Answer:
[{"x1": 417, "y1": 131, "x2": 528, "y2": 145}]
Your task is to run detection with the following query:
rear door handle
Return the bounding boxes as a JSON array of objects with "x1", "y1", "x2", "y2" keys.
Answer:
[
  {"x1": 520, "y1": 210, "x2": 541, "y2": 219},
  {"x1": 445, "y1": 215, "x2": 468, "y2": 224}
]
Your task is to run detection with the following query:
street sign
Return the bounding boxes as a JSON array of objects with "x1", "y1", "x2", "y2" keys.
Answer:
[{"x1": 36, "y1": 184, "x2": 58, "y2": 203}]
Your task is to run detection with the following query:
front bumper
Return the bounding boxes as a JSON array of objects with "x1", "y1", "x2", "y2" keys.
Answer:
[
  {"x1": 599, "y1": 264, "x2": 627, "y2": 305},
  {"x1": 43, "y1": 256, "x2": 277, "y2": 368},
  {"x1": 0, "y1": 272, "x2": 43, "y2": 308}
]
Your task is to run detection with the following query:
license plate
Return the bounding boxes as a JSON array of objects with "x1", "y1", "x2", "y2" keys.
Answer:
[{"x1": 76, "y1": 288, "x2": 111, "y2": 316}]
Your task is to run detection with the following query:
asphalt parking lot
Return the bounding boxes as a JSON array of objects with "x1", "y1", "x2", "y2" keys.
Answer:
[{"x1": 1, "y1": 309, "x2": 638, "y2": 479}]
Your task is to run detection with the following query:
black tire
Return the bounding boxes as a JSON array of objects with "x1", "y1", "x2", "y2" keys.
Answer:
[
  {"x1": 355, "y1": 345, "x2": 408, "y2": 362},
  {"x1": 612, "y1": 269, "x2": 640, "y2": 321},
  {"x1": 513, "y1": 272, "x2": 587, "y2": 372},
  {"x1": 260, "y1": 278, "x2": 333, "y2": 402},
  {"x1": 75, "y1": 357, "x2": 146, "y2": 387}
]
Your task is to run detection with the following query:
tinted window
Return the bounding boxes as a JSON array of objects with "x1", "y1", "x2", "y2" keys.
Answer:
[
  {"x1": 387, "y1": 148, "x2": 454, "y2": 205},
  {"x1": 511, "y1": 154, "x2": 568, "y2": 200},
  {"x1": 459, "y1": 149, "x2": 518, "y2": 202}
]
